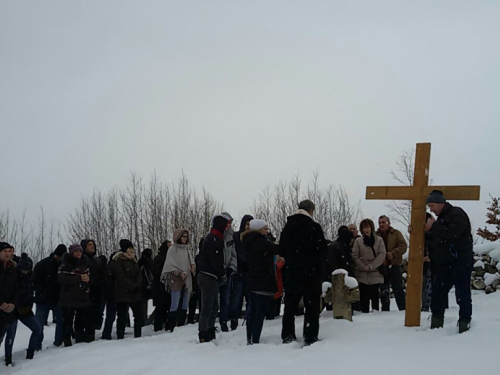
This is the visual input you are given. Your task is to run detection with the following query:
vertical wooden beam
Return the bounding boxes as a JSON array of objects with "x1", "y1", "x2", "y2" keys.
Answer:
[{"x1": 405, "y1": 143, "x2": 431, "y2": 327}]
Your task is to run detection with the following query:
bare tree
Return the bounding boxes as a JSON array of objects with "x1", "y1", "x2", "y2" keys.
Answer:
[{"x1": 385, "y1": 149, "x2": 414, "y2": 228}]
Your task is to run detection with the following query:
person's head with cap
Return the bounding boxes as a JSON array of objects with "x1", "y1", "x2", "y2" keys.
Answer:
[
  {"x1": 52, "y1": 244, "x2": 67, "y2": 262},
  {"x1": 337, "y1": 225, "x2": 353, "y2": 246},
  {"x1": 119, "y1": 239, "x2": 135, "y2": 260},
  {"x1": 69, "y1": 243, "x2": 83, "y2": 259},
  {"x1": 220, "y1": 212, "x2": 233, "y2": 230},
  {"x1": 0, "y1": 242, "x2": 14, "y2": 264},
  {"x1": 249, "y1": 219, "x2": 270, "y2": 236},
  {"x1": 212, "y1": 214, "x2": 229, "y2": 236},
  {"x1": 18, "y1": 253, "x2": 34, "y2": 274},
  {"x1": 80, "y1": 239, "x2": 96, "y2": 257},
  {"x1": 426, "y1": 190, "x2": 447, "y2": 216}
]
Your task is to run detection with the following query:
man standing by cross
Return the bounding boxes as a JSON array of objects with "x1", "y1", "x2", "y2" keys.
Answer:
[
  {"x1": 424, "y1": 190, "x2": 474, "y2": 333},
  {"x1": 376, "y1": 215, "x2": 407, "y2": 311}
]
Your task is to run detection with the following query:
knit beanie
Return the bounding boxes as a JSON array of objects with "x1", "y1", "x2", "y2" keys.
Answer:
[
  {"x1": 249, "y1": 219, "x2": 268, "y2": 231},
  {"x1": 18, "y1": 253, "x2": 34, "y2": 271},
  {"x1": 69, "y1": 243, "x2": 83, "y2": 254},
  {"x1": 426, "y1": 190, "x2": 447, "y2": 204},
  {"x1": 0, "y1": 242, "x2": 13, "y2": 252},
  {"x1": 212, "y1": 215, "x2": 229, "y2": 234},
  {"x1": 220, "y1": 212, "x2": 233, "y2": 222},
  {"x1": 53, "y1": 244, "x2": 68, "y2": 257},
  {"x1": 119, "y1": 239, "x2": 133, "y2": 252}
]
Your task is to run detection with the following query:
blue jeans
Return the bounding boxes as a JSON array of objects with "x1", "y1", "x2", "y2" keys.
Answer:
[
  {"x1": 102, "y1": 299, "x2": 117, "y2": 339},
  {"x1": 219, "y1": 274, "x2": 232, "y2": 324},
  {"x1": 229, "y1": 277, "x2": 247, "y2": 320},
  {"x1": 246, "y1": 293, "x2": 273, "y2": 344},
  {"x1": 5, "y1": 316, "x2": 43, "y2": 355},
  {"x1": 170, "y1": 289, "x2": 189, "y2": 311},
  {"x1": 35, "y1": 304, "x2": 63, "y2": 347}
]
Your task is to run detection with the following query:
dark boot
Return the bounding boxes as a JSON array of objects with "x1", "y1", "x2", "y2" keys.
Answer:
[
  {"x1": 458, "y1": 318, "x2": 471, "y2": 334},
  {"x1": 85, "y1": 330, "x2": 95, "y2": 343},
  {"x1": 430, "y1": 315, "x2": 444, "y2": 329},
  {"x1": 167, "y1": 311, "x2": 177, "y2": 332},
  {"x1": 231, "y1": 318, "x2": 238, "y2": 331},
  {"x1": 207, "y1": 327, "x2": 216, "y2": 341},
  {"x1": 198, "y1": 330, "x2": 210, "y2": 343},
  {"x1": 220, "y1": 321, "x2": 229, "y2": 332},
  {"x1": 5, "y1": 355, "x2": 13, "y2": 366},
  {"x1": 63, "y1": 337, "x2": 73, "y2": 347},
  {"x1": 177, "y1": 310, "x2": 187, "y2": 327},
  {"x1": 134, "y1": 325, "x2": 142, "y2": 338},
  {"x1": 26, "y1": 349, "x2": 34, "y2": 360}
]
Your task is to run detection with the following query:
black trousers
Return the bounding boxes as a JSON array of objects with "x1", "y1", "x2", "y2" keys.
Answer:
[
  {"x1": 198, "y1": 273, "x2": 219, "y2": 333},
  {"x1": 247, "y1": 293, "x2": 273, "y2": 343},
  {"x1": 281, "y1": 291, "x2": 320, "y2": 343},
  {"x1": 380, "y1": 265, "x2": 406, "y2": 311},
  {"x1": 153, "y1": 291, "x2": 171, "y2": 331},
  {"x1": 61, "y1": 306, "x2": 94, "y2": 343},
  {"x1": 431, "y1": 256, "x2": 473, "y2": 320},
  {"x1": 359, "y1": 283, "x2": 380, "y2": 313},
  {"x1": 116, "y1": 301, "x2": 143, "y2": 339}
]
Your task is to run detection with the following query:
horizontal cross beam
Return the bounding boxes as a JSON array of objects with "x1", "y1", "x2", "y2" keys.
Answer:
[{"x1": 366, "y1": 185, "x2": 480, "y2": 201}]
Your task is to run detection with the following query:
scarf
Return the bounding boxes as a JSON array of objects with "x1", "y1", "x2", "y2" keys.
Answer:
[
  {"x1": 160, "y1": 242, "x2": 194, "y2": 294},
  {"x1": 363, "y1": 233, "x2": 376, "y2": 247}
]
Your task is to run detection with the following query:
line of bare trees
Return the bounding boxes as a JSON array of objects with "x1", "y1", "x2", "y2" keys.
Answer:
[{"x1": 1, "y1": 171, "x2": 360, "y2": 262}]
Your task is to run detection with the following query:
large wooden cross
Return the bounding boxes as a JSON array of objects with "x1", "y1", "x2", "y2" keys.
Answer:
[{"x1": 366, "y1": 142, "x2": 480, "y2": 327}]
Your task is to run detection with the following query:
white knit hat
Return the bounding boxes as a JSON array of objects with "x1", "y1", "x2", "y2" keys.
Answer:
[{"x1": 249, "y1": 219, "x2": 268, "y2": 230}]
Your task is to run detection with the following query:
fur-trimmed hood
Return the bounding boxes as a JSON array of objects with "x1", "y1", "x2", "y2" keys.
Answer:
[
  {"x1": 1, "y1": 259, "x2": 17, "y2": 269},
  {"x1": 240, "y1": 229, "x2": 263, "y2": 241},
  {"x1": 113, "y1": 252, "x2": 138, "y2": 263}
]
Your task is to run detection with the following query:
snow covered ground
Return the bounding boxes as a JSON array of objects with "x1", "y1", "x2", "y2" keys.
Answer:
[{"x1": 5, "y1": 291, "x2": 498, "y2": 375}]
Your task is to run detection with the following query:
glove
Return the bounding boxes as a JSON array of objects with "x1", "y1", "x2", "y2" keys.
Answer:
[
  {"x1": 225, "y1": 268, "x2": 233, "y2": 278},
  {"x1": 220, "y1": 275, "x2": 227, "y2": 286}
]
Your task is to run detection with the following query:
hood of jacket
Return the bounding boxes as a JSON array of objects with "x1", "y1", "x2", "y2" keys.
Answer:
[
  {"x1": 238, "y1": 215, "x2": 254, "y2": 233},
  {"x1": 80, "y1": 239, "x2": 97, "y2": 257}
]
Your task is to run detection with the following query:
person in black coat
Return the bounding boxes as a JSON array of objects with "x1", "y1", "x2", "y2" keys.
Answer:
[
  {"x1": 323, "y1": 226, "x2": 355, "y2": 281},
  {"x1": 197, "y1": 214, "x2": 229, "y2": 343},
  {"x1": 81, "y1": 239, "x2": 106, "y2": 330},
  {"x1": 3, "y1": 253, "x2": 43, "y2": 361},
  {"x1": 242, "y1": 219, "x2": 280, "y2": 345},
  {"x1": 425, "y1": 190, "x2": 474, "y2": 333},
  {"x1": 101, "y1": 251, "x2": 119, "y2": 340},
  {"x1": 58, "y1": 244, "x2": 94, "y2": 346},
  {"x1": 0, "y1": 242, "x2": 19, "y2": 366},
  {"x1": 279, "y1": 200, "x2": 327, "y2": 345},
  {"x1": 228, "y1": 214, "x2": 253, "y2": 330},
  {"x1": 138, "y1": 248, "x2": 154, "y2": 324},
  {"x1": 152, "y1": 240, "x2": 171, "y2": 331},
  {"x1": 33, "y1": 244, "x2": 67, "y2": 347},
  {"x1": 112, "y1": 239, "x2": 143, "y2": 339}
]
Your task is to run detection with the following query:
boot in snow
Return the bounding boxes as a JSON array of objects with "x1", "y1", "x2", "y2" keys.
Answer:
[
  {"x1": 458, "y1": 318, "x2": 471, "y2": 334},
  {"x1": 26, "y1": 349, "x2": 34, "y2": 360},
  {"x1": 177, "y1": 310, "x2": 187, "y2": 327},
  {"x1": 167, "y1": 311, "x2": 178, "y2": 332},
  {"x1": 430, "y1": 315, "x2": 444, "y2": 329},
  {"x1": 231, "y1": 318, "x2": 238, "y2": 331}
]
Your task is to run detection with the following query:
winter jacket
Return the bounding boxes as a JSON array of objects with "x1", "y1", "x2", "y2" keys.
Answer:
[
  {"x1": 139, "y1": 255, "x2": 154, "y2": 300},
  {"x1": 16, "y1": 267, "x2": 35, "y2": 318},
  {"x1": 103, "y1": 253, "x2": 118, "y2": 301},
  {"x1": 224, "y1": 227, "x2": 237, "y2": 273},
  {"x1": 152, "y1": 247, "x2": 168, "y2": 305},
  {"x1": 112, "y1": 252, "x2": 142, "y2": 303},
  {"x1": 375, "y1": 227, "x2": 407, "y2": 266},
  {"x1": 58, "y1": 254, "x2": 92, "y2": 308},
  {"x1": 352, "y1": 236, "x2": 386, "y2": 285},
  {"x1": 83, "y1": 253, "x2": 106, "y2": 302},
  {"x1": 0, "y1": 260, "x2": 19, "y2": 324},
  {"x1": 242, "y1": 230, "x2": 280, "y2": 294},
  {"x1": 323, "y1": 239, "x2": 355, "y2": 281},
  {"x1": 275, "y1": 259, "x2": 284, "y2": 299},
  {"x1": 198, "y1": 230, "x2": 226, "y2": 281},
  {"x1": 233, "y1": 214, "x2": 254, "y2": 278},
  {"x1": 33, "y1": 254, "x2": 61, "y2": 306},
  {"x1": 278, "y1": 210, "x2": 327, "y2": 294},
  {"x1": 428, "y1": 203, "x2": 474, "y2": 264}
]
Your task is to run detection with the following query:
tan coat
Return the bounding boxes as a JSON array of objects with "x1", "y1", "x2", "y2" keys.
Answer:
[
  {"x1": 375, "y1": 228, "x2": 407, "y2": 266},
  {"x1": 353, "y1": 236, "x2": 386, "y2": 285}
]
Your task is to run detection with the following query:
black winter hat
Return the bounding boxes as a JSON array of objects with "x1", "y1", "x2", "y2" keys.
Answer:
[
  {"x1": 0, "y1": 242, "x2": 13, "y2": 252},
  {"x1": 18, "y1": 253, "x2": 34, "y2": 271},
  {"x1": 53, "y1": 244, "x2": 68, "y2": 257},
  {"x1": 119, "y1": 239, "x2": 134, "y2": 252},
  {"x1": 426, "y1": 190, "x2": 447, "y2": 204},
  {"x1": 212, "y1": 215, "x2": 229, "y2": 234}
]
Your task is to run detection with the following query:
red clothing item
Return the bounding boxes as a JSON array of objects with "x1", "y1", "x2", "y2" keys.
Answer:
[{"x1": 274, "y1": 259, "x2": 285, "y2": 299}]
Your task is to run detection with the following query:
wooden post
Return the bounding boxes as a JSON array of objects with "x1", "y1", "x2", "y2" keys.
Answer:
[{"x1": 366, "y1": 142, "x2": 480, "y2": 327}]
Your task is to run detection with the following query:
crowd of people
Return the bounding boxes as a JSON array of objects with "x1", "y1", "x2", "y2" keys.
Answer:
[{"x1": 0, "y1": 190, "x2": 475, "y2": 366}]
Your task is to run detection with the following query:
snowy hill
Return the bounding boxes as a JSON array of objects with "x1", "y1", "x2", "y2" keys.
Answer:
[{"x1": 6, "y1": 290, "x2": 499, "y2": 375}]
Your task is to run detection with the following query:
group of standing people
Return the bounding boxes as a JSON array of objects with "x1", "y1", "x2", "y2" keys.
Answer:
[{"x1": 0, "y1": 190, "x2": 476, "y2": 366}]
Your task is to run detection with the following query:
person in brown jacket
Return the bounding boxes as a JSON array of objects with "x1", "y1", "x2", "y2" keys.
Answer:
[
  {"x1": 353, "y1": 219, "x2": 386, "y2": 313},
  {"x1": 376, "y1": 215, "x2": 408, "y2": 311},
  {"x1": 112, "y1": 239, "x2": 143, "y2": 339}
]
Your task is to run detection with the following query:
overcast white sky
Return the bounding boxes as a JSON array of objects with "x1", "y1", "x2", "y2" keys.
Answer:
[{"x1": 1, "y1": 0, "x2": 499, "y2": 238}]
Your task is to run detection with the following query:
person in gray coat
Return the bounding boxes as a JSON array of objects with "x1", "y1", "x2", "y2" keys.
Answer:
[{"x1": 352, "y1": 219, "x2": 386, "y2": 313}]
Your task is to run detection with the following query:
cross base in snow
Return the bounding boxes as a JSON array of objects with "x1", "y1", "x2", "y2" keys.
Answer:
[{"x1": 324, "y1": 273, "x2": 360, "y2": 321}]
